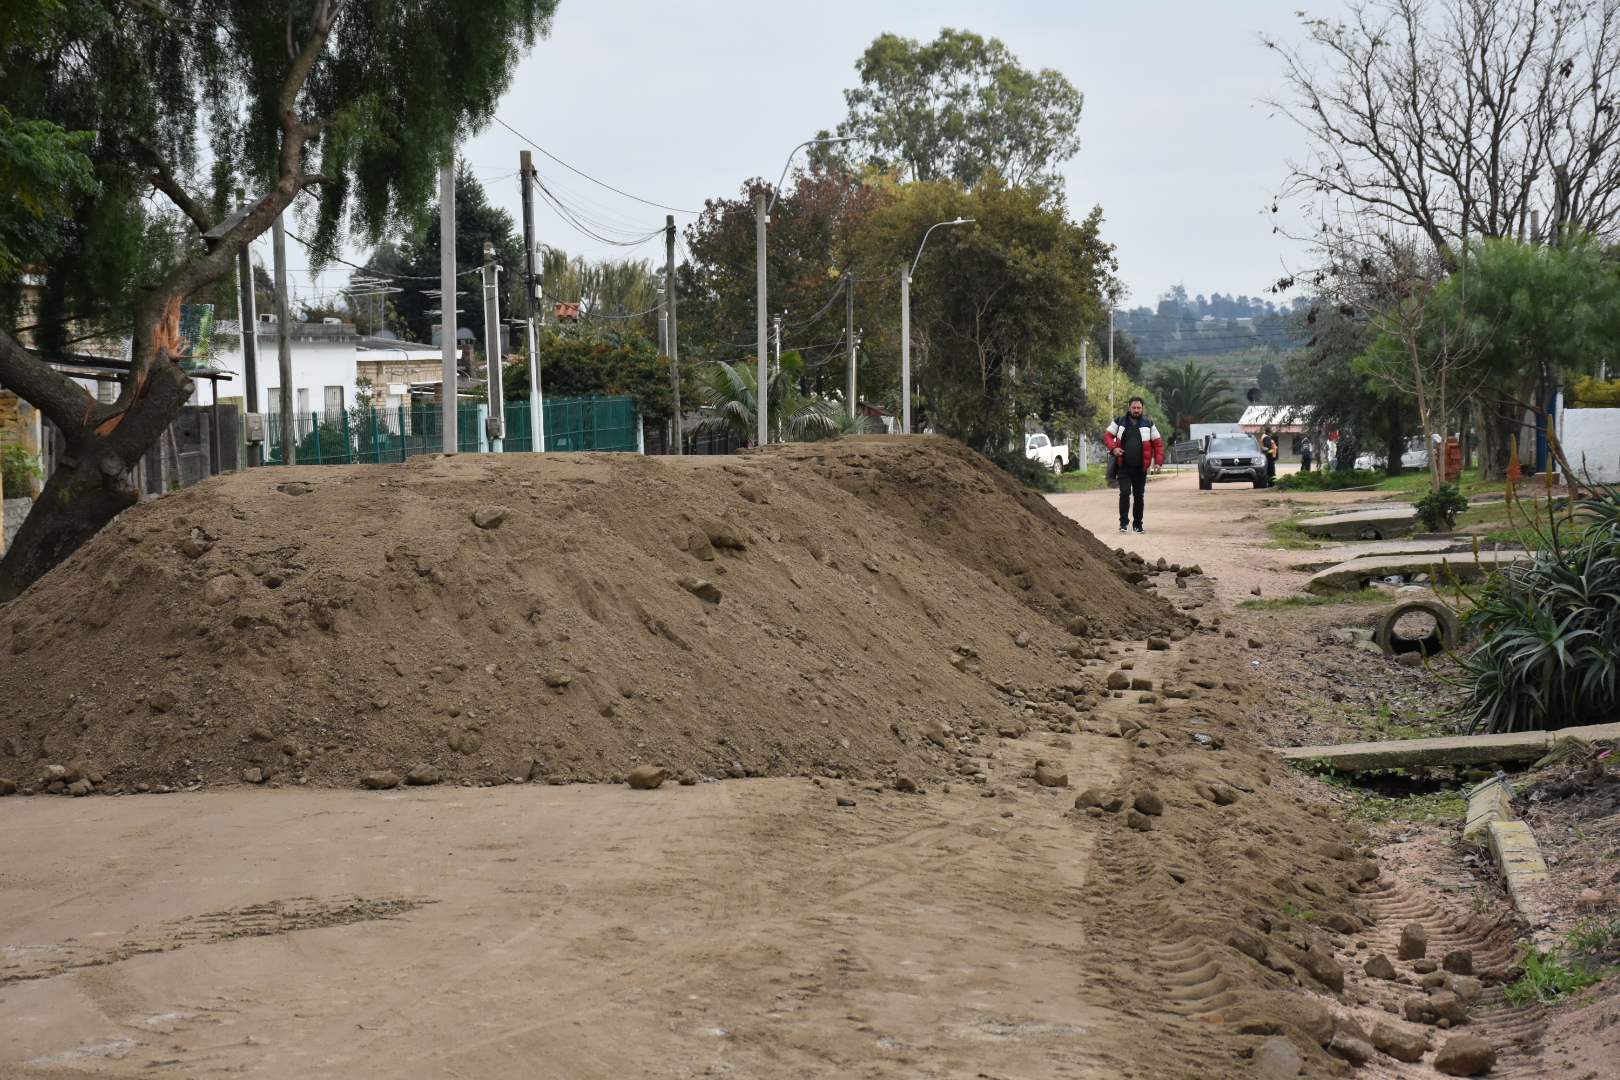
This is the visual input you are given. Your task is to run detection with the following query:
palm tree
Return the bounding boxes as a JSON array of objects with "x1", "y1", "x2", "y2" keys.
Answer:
[
  {"x1": 694, "y1": 360, "x2": 875, "y2": 445},
  {"x1": 1149, "y1": 362, "x2": 1238, "y2": 439}
]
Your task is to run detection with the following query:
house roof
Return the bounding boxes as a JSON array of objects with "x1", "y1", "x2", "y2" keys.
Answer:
[{"x1": 1238, "y1": 405, "x2": 1304, "y2": 430}]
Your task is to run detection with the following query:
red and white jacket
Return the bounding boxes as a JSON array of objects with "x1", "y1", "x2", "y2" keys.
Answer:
[{"x1": 1103, "y1": 415, "x2": 1165, "y2": 470}]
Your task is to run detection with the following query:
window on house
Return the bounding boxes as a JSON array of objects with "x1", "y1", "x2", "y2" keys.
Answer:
[
  {"x1": 324, "y1": 385, "x2": 343, "y2": 415},
  {"x1": 267, "y1": 388, "x2": 279, "y2": 413},
  {"x1": 297, "y1": 388, "x2": 310, "y2": 415}
]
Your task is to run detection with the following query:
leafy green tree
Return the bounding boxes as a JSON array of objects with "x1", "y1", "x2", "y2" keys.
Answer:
[
  {"x1": 1278, "y1": 305, "x2": 1416, "y2": 473},
  {"x1": 0, "y1": 0, "x2": 557, "y2": 599},
  {"x1": 1257, "y1": 363, "x2": 1281, "y2": 397},
  {"x1": 828, "y1": 29, "x2": 1084, "y2": 189},
  {"x1": 852, "y1": 177, "x2": 1115, "y2": 453},
  {"x1": 502, "y1": 324, "x2": 675, "y2": 426},
  {"x1": 680, "y1": 164, "x2": 890, "y2": 402},
  {"x1": 1428, "y1": 237, "x2": 1620, "y2": 479},
  {"x1": 1149, "y1": 362, "x2": 1238, "y2": 439},
  {"x1": 1089, "y1": 324, "x2": 1140, "y2": 382},
  {"x1": 0, "y1": 105, "x2": 96, "y2": 278}
]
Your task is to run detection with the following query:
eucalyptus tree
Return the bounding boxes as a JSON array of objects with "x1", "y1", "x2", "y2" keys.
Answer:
[{"x1": 0, "y1": 0, "x2": 556, "y2": 599}]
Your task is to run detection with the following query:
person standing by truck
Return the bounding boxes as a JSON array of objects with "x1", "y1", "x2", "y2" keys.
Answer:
[
  {"x1": 1259, "y1": 426, "x2": 1280, "y2": 487},
  {"x1": 1104, "y1": 396, "x2": 1164, "y2": 533}
]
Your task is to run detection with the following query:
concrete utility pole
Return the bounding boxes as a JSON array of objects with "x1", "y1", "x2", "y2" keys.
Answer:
[
  {"x1": 755, "y1": 193, "x2": 768, "y2": 447},
  {"x1": 481, "y1": 242, "x2": 505, "y2": 450},
  {"x1": 845, "y1": 277, "x2": 856, "y2": 413},
  {"x1": 439, "y1": 165, "x2": 458, "y2": 456},
  {"x1": 1079, "y1": 339, "x2": 1088, "y2": 470},
  {"x1": 666, "y1": 215, "x2": 681, "y2": 456},
  {"x1": 271, "y1": 211, "x2": 295, "y2": 465},
  {"x1": 519, "y1": 151, "x2": 544, "y2": 452},
  {"x1": 235, "y1": 188, "x2": 260, "y2": 466},
  {"x1": 900, "y1": 265, "x2": 912, "y2": 434}
]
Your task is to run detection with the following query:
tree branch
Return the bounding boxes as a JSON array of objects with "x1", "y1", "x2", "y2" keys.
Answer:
[
  {"x1": 134, "y1": 135, "x2": 214, "y2": 235},
  {"x1": 0, "y1": 326, "x2": 100, "y2": 435}
]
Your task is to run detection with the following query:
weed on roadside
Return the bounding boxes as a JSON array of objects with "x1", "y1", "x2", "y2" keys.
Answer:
[
  {"x1": 1263, "y1": 521, "x2": 1322, "y2": 550},
  {"x1": 1504, "y1": 944, "x2": 1612, "y2": 1007}
]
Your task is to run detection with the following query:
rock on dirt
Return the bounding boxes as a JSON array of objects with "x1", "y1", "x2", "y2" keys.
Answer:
[
  {"x1": 1371, "y1": 1020, "x2": 1430, "y2": 1062},
  {"x1": 626, "y1": 765, "x2": 667, "y2": 790},
  {"x1": 360, "y1": 771, "x2": 400, "y2": 790},
  {"x1": 836, "y1": 795, "x2": 856, "y2": 807},
  {"x1": 1364, "y1": 953, "x2": 1397, "y2": 980},
  {"x1": 679, "y1": 577, "x2": 722, "y2": 604},
  {"x1": 1442, "y1": 949, "x2": 1473, "y2": 975},
  {"x1": 1032, "y1": 763, "x2": 1068, "y2": 787},
  {"x1": 1106, "y1": 671, "x2": 1132, "y2": 690},
  {"x1": 241, "y1": 767, "x2": 265, "y2": 785},
  {"x1": 1133, "y1": 791, "x2": 1164, "y2": 815},
  {"x1": 1125, "y1": 810, "x2": 1153, "y2": 831},
  {"x1": 1252, "y1": 1036, "x2": 1302, "y2": 1079},
  {"x1": 405, "y1": 765, "x2": 441, "y2": 785},
  {"x1": 1433, "y1": 1034, "x2": 1496, "y2": 1076},
  {"x1": 1398, "y1": 921, "x2": 1428, "y2": 960},
  {"x1": 471, "y1": 505, "x2": 509, "y2": 529}
]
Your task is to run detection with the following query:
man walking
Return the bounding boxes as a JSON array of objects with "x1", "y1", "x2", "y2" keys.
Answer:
[
  {"x1": 1299, "y1": 438, "x2": 1314, "y2": 473},
  {"x1": 1104, "y1": 396, "x2": 1164, "y2": 533}
]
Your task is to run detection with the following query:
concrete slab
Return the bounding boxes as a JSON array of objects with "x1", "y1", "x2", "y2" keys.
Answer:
[
  {"x1": 1295, "y1": 505, "x2": 1418, "y2": 541},
  {"x1": 1489, "y1": 819, "x2": 1550, "y2": 907},
  {"x1": 1288, "y1": 540, "x2": 1469, "y2": 573},
  {"x1": 1303, "y1": 550, "x2": 1523, "y2": 595},
  {"x1": 1464, "y1": 777, "x2": 1514, "y2": 847},
  {"x1": 1276, "y1": 722, "x2": 1620, "y2": 770}
]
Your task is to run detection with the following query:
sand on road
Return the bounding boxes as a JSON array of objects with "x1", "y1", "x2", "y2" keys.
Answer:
[{"x1": 1, "y1": 716, "x2": 1155, "y2": 1079}]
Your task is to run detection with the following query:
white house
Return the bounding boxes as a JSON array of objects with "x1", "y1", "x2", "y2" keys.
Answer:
[{"x1": 202, "y1": 317, "x2": 440, "y2": 415}]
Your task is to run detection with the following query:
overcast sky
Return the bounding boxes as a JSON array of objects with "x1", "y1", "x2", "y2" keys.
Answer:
[{"x1": 277, "y1": 0, "x2": 1319, "y2": 313}]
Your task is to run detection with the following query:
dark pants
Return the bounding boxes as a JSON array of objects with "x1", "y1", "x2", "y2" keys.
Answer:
[
  {"x1": 1265, "y1": 456, "x2": 1276, "y2": 485},
  {"x1": 1300, "y1": 452, "x2": 1313, "y2": 473},
  {"x1": 1118, "y1": 466, "x2": 1147, "y2": 528}
]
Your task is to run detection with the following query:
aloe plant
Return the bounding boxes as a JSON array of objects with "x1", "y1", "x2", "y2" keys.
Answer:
[{"x1": 1458, "y1": 484, "x2": 1620, "y2": 733}]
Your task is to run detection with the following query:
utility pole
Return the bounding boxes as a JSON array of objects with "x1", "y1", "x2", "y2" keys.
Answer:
[
  {"x1": 755, "y1": 193, "x2": 768, "y2": 447},
  {"x1": 666, "y1": 215, "x2": 681, "y2": 456},
  {"x1": 1107, "y1": 309, "x2": 1116, "y2": 418},
  {"x1": 900, "y1": 265, "x2": 912, "y2": 434},
  {"x1": 1079, "y1": 339, "x2": 1088, "y2": 471},
  {"x1": 481, "y1": 242, "x2": 505, "y2": 451},
  {"x1": 519, "y1": 151, "x2": 544, "y2": 453},
  {"x1": 439, "y1": 165, "x2": 458, "y2": 455},
  {"x1": 235, "y1": 188, "x2": 260, "y2": 466},
  {"x1": 845, "y1": 277, "x2": 856, "y2": 413},
  {"x1": 271, "y1": 211, "x2": 295, "y2": 465}
]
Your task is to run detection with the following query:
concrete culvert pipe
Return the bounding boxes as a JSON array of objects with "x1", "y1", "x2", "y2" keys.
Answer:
[{"x1": 1374, "y1": 600, "x2": 1463, "y2": 657}]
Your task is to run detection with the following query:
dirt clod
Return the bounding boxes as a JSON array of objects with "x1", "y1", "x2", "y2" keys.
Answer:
[
  {"x1": 405, "y1": 765, "x2": 441, "y2": 785},
  {"x1": 1371, "y1": 1019, "x2": 1430, "y2": 1062},
  {"x1": 360, "y1": 771, "x2": 400, "y2": 790},
  {"x1": 1132, "y1": 791, "x2": 1164, "y2": 815},
  {"x1": 1253, "y1": 1036, "x2": 1303, "y2": 1079}
]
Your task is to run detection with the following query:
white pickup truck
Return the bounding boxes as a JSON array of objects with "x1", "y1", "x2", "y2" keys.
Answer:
[{"x1": 1024, "y1": 433, "x2": 1070, "y2": 474}]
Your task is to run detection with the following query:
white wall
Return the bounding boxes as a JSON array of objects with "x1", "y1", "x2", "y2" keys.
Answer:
[
  {"x1": 204, "y1": 334, "x2": 360, "y2": 415},
  {"x1": 1562, "y1": 408, "x2": 1620, "y2": 483}
]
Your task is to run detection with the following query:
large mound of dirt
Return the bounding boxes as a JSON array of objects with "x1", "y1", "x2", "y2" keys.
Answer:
[{"x1": 0, "y1": 436, "x2": 1178, "y2": 793}]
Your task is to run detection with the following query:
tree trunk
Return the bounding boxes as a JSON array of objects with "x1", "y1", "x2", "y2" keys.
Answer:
[
  {"x1": 1477, "y1": 385, "x2": 1520, "y2": 481},
  {"x1": 0, "y1": 363, "x2": 193, "y2": 602}
]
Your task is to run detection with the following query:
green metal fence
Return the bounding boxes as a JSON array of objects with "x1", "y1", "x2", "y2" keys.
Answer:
[{"x1": 258, "y1": 396, "x2": 639, "y2": 466}]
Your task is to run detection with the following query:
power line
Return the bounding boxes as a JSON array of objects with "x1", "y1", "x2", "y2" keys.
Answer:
[{"x1": 494, "y1": 116, "x2": 698, "y2": 214}]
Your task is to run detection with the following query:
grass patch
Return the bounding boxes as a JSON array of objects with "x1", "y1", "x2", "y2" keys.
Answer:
[
  {"x1": 1238, "y1": 588, "x2": 1388, "y2": 610},
  {"x1": 1052, "y1": 463, "x2": 1111, "y2": 492},
  {"x1": 1505, "y1": 943, "x2": 1612, "y2": 1007},
  {"x1": 1263, "y1": 521, "x2": 1323, "y2": 550},
  {"x1": 1275, "y1": 468, "x2": 1383, "y2": 492},
  {"x1": 1346, "y1": 787, "x2": 1468, "y2": 827}
]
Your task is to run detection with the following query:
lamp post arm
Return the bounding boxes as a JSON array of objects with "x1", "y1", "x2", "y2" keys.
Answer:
[
  {"x1": 767, "y1": 136, "x2": 857, "y2": 216},
  {"x1": 910, "y1": 217, "x2": 975, "y2": 279}
]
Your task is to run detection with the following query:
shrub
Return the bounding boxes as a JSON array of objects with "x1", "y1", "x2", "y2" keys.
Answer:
[
  {"x1": 1, "y1": 444, "x2": 44, "y2": 498},
  {"x1": 1274, "y1": 468, "x2": 1380, "y2": 492},
  {"x1": 1458, "y1": 484, "x2": 1620, "y2": 733},
  {"x1": 1414, "y1": 481, "x2": 1469, "y2": 531}
]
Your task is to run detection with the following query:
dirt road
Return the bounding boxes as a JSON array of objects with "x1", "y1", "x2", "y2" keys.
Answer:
[
  {"x1": 1, "y1": 687, "x2": 1170, "y2": 1079},
  {"x1": 1048, "y1": 468, "x2": 1395, "y2": 604}
]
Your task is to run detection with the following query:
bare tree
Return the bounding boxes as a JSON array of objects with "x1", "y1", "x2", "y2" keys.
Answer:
[
  {"x1": 1267, "y1": 0, "x2": 1620, "y2": 252},
  {"x1": 1265, "y1": 0, "x2": 1620, "y2": 478}
]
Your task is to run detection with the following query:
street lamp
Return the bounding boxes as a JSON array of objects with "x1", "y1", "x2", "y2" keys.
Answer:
[
  {"x1": 756, "y1": 135, "x2": 856, "y2": 446},
  {"x1": 901, "y1": 217, "x2": 974, "y2": 434}
]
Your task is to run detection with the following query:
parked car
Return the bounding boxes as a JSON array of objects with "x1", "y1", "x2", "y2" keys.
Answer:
[
  {"x1": 1355, "y1": 435, "x2": 1434, "y2": 472},
  {"x1": 1024, "y1": 433, "x2": 1070, "y2": 474},
  {"x1": 1199, "y1": 434, "x2": 1268, "y2": 489}
]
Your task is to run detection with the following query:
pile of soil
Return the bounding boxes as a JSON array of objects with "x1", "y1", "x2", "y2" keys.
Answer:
[{"x1": 0, "y1": 436, "x2": 1178, "y2": 794}]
